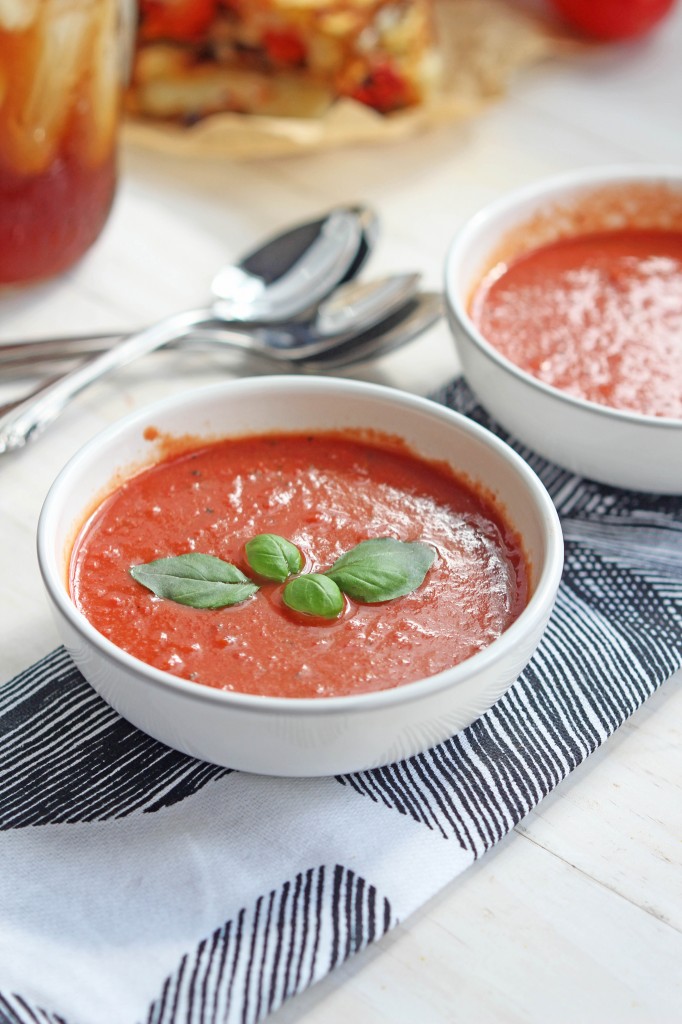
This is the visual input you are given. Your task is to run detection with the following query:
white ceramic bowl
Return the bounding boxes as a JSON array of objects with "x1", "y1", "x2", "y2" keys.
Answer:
[
  {"x1": 445, "y1": 165, "x2": 682, "y2": 494},
  {"x1": 38, "y1": 376, "x2": 563, "y2": 777}
]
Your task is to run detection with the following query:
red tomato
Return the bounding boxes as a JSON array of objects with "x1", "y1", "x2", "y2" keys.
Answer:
[
  {"x1": 548, "y1": 0, "x2": 676, "y2": 40},
  {"x1": 262, "y1": 29, "x2": 307, "y2": 65},
  {"x1": 139, "y1": 0, "x2": 219, "y2": 41},
  {"x1": 351, "y1": 65, "x2": 412, "y2": 114}
]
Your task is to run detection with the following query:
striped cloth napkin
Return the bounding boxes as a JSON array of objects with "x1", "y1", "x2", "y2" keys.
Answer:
[{"x1": 0, "y1": 379, "x2": 680, "y2": 1024}]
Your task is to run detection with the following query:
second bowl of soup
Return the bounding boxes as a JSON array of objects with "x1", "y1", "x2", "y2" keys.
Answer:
[{"x1": 445, "y1": 165, "x2": 682, "y2": 493}]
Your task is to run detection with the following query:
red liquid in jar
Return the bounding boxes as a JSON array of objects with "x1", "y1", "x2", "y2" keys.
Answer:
[
  {"x1": 0, "y1": 0, "x2": 121, "y2": 284},
  {"x1": 0, "y1": 153, "x2": 117, "y2": 284}
]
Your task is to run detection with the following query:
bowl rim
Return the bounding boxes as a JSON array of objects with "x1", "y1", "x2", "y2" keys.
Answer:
[
  {"x1": 37, "y1": 375, "x2": 564, "y2": 718},
  {"x1": 444, "y1": 162, "x2": 682, "y2": 431}
]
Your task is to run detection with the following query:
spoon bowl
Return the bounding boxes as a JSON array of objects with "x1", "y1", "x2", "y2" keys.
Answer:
[{"x1": 211, "y1": 205, "x2": 377, "y2": 322}]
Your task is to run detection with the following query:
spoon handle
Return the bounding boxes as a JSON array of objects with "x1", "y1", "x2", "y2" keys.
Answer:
[
  {"x1": 0, "y1": 331, "x2": 127, "y2": 370},
  {"x1": 0, "y1": 308, "x2": 208, "y2": 454}
]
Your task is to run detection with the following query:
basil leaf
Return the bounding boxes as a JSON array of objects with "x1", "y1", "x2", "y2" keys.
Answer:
[
  {"x1": 245, "y1": 533, "x2": 303, "y2": 582},
  {"x1": 283, "y1": 573, "x2": 344, "y2": 619},
  {"x1": 326, "y1": 538, "x2": 435, "y2": 603},
  {"x1": 130, "y1": 553, "x2": 258, "y2": 609}
]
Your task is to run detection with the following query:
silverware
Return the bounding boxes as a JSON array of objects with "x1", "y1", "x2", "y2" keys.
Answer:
[
  {"x1": 0, "y1": 206, "x2": 379, "y2": 453},
  {"x1": 0, "y1": 204, "x2": 378, "y2": 380},
  {"x1": 0, "y1": 272, "x2": 419, "y2": 373},
  {"x1": 0, "y1": 292, "x2": 442, "y2": 454},
  {"x1": 200, "y1": 203, "x2": 376, "y2": 324},
  {"x1": 299, "y1": 292, "x2": 443, "y2": 370}
]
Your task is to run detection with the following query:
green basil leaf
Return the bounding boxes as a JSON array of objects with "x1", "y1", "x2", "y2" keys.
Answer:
[
  {"x1": 282, "y1": 573, "x2": 344, "y2": 619},
  {"x1": 130, "y1": 553, "x2": 258, "y2": 609},
  {"x1": 326, "y1": 537, "x2": 435, "y2": 603},
  {"x1": 245, "y1": 533, "x2": 303, "y2": 582}
]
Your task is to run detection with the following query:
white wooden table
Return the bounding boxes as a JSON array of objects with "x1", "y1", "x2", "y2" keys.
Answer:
[{"x1": 1, "y1": 6, "x2": 681, "y2": 1020}]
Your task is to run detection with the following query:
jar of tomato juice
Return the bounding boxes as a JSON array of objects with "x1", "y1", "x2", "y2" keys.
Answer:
[{"x1": 0, "y1": 0, "x2": 133, "y2": 285}]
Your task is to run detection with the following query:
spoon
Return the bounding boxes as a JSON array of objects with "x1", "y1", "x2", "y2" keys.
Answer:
[
  {"x1": 303, "y1": 292, "x2": 443, "y2": 370},
  {"x1": 208, "y1": 203, "x2": 377, "y2": 322},
  {"x1": 0, "y1": 272, "x2": 420, "y2": 373},
  {"x1": 0, "y1": 203, "x2": 377, "y2": 362},
  {"x1": 0, "y1": 293, "x2": 442, "y2": 438},
  {"x1": 140, "y1": 290, "x2": 442, "y2": 372},
  {"x1": 0, "y1": 275, "x2": 429, "y2": 454},
  {"x1": 171, "y1": 292, "x2": 443, "y2": 373},
  {"x1": 0, "y1": 206, "x2": 378, "y2": 453},
  {"x1": 0, "y1": 293, "x2": 441, "y2": 453}
]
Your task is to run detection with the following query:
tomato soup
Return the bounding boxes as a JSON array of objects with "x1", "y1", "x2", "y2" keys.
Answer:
[
  {"x1": 69, "y1": 432, "x2": 529, "y2": 699},
  {"x1": 469, "y1": 228, "x2": 682, "y2": 419}
]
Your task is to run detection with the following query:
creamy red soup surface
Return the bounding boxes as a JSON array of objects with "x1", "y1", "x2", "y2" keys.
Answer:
[
  {"x1": 469, "y1": 227, "x2": 682, "y2": 419},
  {"x1": 70, "y1": 431, "x2": 529, "y2": 699}
]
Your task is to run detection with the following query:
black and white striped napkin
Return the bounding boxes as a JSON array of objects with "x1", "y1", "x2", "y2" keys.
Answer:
[{"x1": 1, "y1": 379, "x2": 680, "y2": 1024}]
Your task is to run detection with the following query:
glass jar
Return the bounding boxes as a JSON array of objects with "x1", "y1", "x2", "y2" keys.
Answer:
[{"x1": 0, "y1": 0, "x2": 134, "y2": 285}]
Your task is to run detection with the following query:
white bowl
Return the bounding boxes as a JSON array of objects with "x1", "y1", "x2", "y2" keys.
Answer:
[
  {"x1": 38, "y1": 376, "x2": 563, "y2": 776},
  {"x1": 445, "y1": 165, "x2": 682, "y2": 494}
]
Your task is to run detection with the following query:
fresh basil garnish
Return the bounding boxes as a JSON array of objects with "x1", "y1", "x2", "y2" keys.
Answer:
[
  {"x1": 282, "y1": 573, "x2": 344, "y2": 619},
  {"x1": 245, "y1": 533, "x2": 303, "y2": 582},
  {"x1": 326, "y1": 537, "x2": 435, "y2": 603},
  {"x1": 130, "y1": 536, "x2": 433, "y2": 618},
  {"x1": 130, "y1": 553, "x2": 258, "y2": 609}
]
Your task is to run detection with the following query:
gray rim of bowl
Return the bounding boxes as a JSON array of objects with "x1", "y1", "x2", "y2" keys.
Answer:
[
  {"x1": 445, "y1": 163, "x2": 682, "y2": 431},
  {"x1": 37, "y1": 375, "x2": 565, "y2": 719}
]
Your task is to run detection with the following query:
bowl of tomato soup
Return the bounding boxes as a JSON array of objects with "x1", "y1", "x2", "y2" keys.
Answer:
[
  {"x1": 38, "y1": 376, "x2": 563, "y2": 776},
  {"x1": 445, "y1": 165, "x2": 682, "y2": 493}
]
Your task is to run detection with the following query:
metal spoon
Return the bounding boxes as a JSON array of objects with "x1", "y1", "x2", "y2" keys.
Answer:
[
  {"x1": 0, "y1": 276, "x2": 431, "y2": 454},
  {"x1": 142, "y1": 291, "x2": 443, "y2": 372},
  {"x1": 175, "y1": 292, "x2": 444, "y2": 373},
  {"x1": 0, "y1": 292, "x2": 440, "y2": 436},
  {"x1": 0, "y1": 272, "x2": 420, "y2": 374},
  {"x1": 303, "y1": 292, "x2": 443, "y2": 370},
  {"x1": 0, "y1": 206, "x2": 378, "y2": 453},
  {"x1": 208, "y1": 203, "x2": 377, "y2": 322},
  {"x1": 0, "y1": 293, "x2": 441, "y2": 454},
  {"x1": 0, "y1": 203, "x2": 377, "y2": 366}
]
